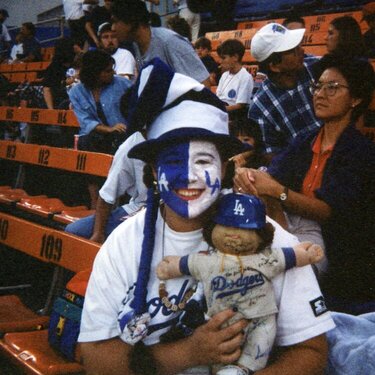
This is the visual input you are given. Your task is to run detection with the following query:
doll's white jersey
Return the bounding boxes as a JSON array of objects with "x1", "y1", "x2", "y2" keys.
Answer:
[
  {"x1": 188, "y1": 247, "x2": 287, "y2": 319},
  {"x1": 79, "y1": 211, "x2": 335, "y2": 373}
]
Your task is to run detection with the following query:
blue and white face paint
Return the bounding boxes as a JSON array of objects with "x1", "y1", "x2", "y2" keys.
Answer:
[{"x1": 156, "y1": 140, "x2": 222, "y2": 219}]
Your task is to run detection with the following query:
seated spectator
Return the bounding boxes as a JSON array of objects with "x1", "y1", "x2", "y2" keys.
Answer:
[
  {"x1": 249, "y1": 23, "x2": 321, "y2": 160},
  {"x1": 9, "y1": 33, "x2": 24, "y2": 63},
  {"x1": 216, "y1": 39, "x2": 253, "y2": 120},
  {"x1": 194, "y1": 37, "x2": 220, "y2": 86},
  {"x1": 65, "y1": 131, "x2": 147, "y2": 243},
  {"x1": 362, "y1": 1, "x2": 375, "y2": 58},
  {"x1": 15, "y1": 38, "x2": 76, "y2": 110},
  {"x1": 282, "y1": 14, "x2": 305, "y2": 30},
  {"x1": 85, "y1": 0, "x2": 113, "y2": 48},
  {"x1": 69, "y1": 50, "x2": 131, "y2": 208},
  {"x1": 166, "y1": 14, "x2": 192, "y2": 42},
  {"x1": 0, "y1": 8, "x2": 11, "y2": 62},
  {"x1": 8, "y1": 38, "x2": 78, "y2": 145},
  {"x1": 13, "y1": 22, "x2": 41, "y2": 63},
  {"x1": 326, "y1": 16, "x2": 367, "y2": 59},
  {"x1": 235, "y1": 55, "x2": 375, "y2": 314},
  {"x1": 98, "y1": 22, "x2": 136, "y2": 80},
  {"x1": 42, "y1": 38, "x2": 77, "y2": 109},
  {"x1": 229, "y1": 118, "x2": 266, "y2": 169},
  {"x1": 78, "y1": 58, "x2": 334, "y2": 375}
]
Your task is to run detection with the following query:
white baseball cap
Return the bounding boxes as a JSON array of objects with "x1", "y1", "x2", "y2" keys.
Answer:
[{"x1": 251, "y1": 23, "x2": 305, "y2": 62}]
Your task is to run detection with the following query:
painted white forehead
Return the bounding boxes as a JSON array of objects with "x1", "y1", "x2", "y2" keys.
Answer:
[{"x1": 188, "y1": 140, "x2": 220, "y2": 157}]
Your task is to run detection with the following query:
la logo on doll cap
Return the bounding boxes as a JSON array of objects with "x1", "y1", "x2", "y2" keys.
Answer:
[
  {"x1": 127, "y1": 58, "x2": 244, "y2": 162},
  {"x1": 213, "y1": 193, "x2": 266, "y2": 229}
]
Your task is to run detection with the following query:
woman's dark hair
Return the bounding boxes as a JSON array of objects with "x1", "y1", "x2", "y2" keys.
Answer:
[
  {"x1": 230, "y1": 118, "x2": 267, "y2": 168},
  {"x1": 282, "y1": 14, "x2": 306, "y2": 28},
  {"x1": 149, "y1": 12, "x2": 161, "y2": 27},
  {"x1": 22, "y1": 22, "x2": 36, "y2": 36},
  {"x1": 80, "y1": 50, "x2": 115, "y2": 90},
  {"x1": 194, "y1": 37, "x2": 212, "y2": 51},
  {"x1": 53, "y1": 38, "x2": 75, "y2": 65},
  {"x1": 167, "y1": 15, "x2": 192, "y2": 41},
  {"x1": 330, "y1": 16, "x2": 367, "y2": 58},
  {"x1": 313, "y1": 54, "x2": 375, "y2": 121},
  {"x1": 203, "y1": 217, "x2": 275, "y2": 253},
  {"x1": 217, "y1": 39, "x2": 245, "y2": 61}
]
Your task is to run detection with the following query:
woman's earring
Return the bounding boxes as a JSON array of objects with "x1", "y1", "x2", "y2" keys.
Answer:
[{"x1": 153, "y1": 180, "x2": 159, "y2": 193}]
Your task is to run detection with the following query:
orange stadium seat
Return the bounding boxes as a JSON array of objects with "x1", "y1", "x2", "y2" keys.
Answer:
[
  {"x1": 0, "y1": 213, "x2": 100, "y2": 374},
  {"x1": 53, "y1": 209, "x2": 96, "y2": 225}
]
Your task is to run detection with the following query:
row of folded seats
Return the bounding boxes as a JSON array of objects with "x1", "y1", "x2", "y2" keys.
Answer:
[
  {"x1": 0, "y1": 104, "x2": 108, "y2": 374},
  {"x1": 0, "y1": 185, "x2": 94, "y2": 224}
]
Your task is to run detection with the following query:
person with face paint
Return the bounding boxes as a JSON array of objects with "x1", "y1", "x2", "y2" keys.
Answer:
[{"x1": 78, "y1": 59, "x2": 334, "y2": 375}]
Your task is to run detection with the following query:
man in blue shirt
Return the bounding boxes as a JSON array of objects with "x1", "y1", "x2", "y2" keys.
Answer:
[
  {"x1": 249, "y1": 23, "x2": 322, "y2": 160},
  {"x1": 111, "y1": 0, "x2": 210, "y2": 87}
]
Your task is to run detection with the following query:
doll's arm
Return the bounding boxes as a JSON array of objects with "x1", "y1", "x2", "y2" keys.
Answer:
[
  {"x1": 293, "y1": 242, "x2": 324, "y2": 267},
  {"x1": 156, "y1": 255, "x2": 185, "y2": 280}
]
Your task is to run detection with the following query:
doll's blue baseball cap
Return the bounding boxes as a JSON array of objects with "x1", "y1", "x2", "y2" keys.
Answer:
[{"x1": 213, "y1": 193, "x2": 266, "y2": 229}]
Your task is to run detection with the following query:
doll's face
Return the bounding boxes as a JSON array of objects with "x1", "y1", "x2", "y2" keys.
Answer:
[
  {"x1": 211, "y1": 224, "x2": 262, "y2": 255},
  {"x1": 156, "y1": 140, "x2": 222, "y2": 219}
]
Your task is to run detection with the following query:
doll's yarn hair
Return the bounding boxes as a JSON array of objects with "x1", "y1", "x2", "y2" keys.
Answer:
[{"x1": 203, "y1": 218, "x2": 275, "y2": 253}]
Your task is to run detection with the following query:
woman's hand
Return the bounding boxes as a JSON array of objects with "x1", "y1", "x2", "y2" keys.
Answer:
[
  {"x1": 230, "y1": 151, "x2": 253, "y2": 169},
  {"x1": 187, "y1": 309, "x2": 247, "y2": 367},
  {"x1": 96, "y1": 123, "x2": 127, "y2": 134},
  {"x1": 233, "y1": 167, "x2": 258, "y2": 195},
  {"x1": 109, "y1": 123, "x2": 127, "y2": 133},
  {"x1": 234, "y1": 168, "x2": 282, "y2": 198}
]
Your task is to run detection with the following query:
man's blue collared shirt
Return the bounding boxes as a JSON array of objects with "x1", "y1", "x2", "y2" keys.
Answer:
[{"x1": 249, "y1": 56, "x2": 322, "y2": 154}]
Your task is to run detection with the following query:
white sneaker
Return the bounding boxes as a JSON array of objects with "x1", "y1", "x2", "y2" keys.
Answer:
[{"x1": 216, "y1": 365, "x2": 250, "y2": 375}]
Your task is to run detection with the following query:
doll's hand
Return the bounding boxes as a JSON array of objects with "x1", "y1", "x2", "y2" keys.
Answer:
[
  {"x1": 294, "y1": 242, "x2": 324, "y2": 267},
  {"x1": 156, "y1": 256, "x2": 183, "y2": 280},
  {"x1": 186, "y1": 309, "x2": 247, "y2": 366}
]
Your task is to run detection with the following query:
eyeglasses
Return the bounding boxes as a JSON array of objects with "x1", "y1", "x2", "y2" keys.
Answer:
[{"x1": 309, "y1": 81, "x2": 350, "y2": 97}]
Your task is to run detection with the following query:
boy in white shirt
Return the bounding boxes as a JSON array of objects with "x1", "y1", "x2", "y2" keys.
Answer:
[{"x1": 216, "y1": 39, "x2": 254, "y2": 120}]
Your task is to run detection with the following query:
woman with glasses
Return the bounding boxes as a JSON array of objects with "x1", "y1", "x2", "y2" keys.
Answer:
[{"x1": 234, "y1": 54, "x2": 375, "y2": 315}]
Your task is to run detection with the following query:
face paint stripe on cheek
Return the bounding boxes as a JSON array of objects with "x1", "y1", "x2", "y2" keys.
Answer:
[
  {"x1": 156, "y1": 143, "x2": 190, "y2": 218},
  {"x1": 205, "y1": 170, "x2": 221, "y2": 195}
]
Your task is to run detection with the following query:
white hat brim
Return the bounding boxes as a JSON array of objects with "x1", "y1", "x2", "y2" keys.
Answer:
[{"x1": 274, "y1": 28, "x2": 305, "y2": 53}]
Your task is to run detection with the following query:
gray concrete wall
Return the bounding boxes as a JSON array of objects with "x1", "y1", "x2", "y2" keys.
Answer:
[{"x1": 0, "y1": 0, "x2": 63, "y2": 28}]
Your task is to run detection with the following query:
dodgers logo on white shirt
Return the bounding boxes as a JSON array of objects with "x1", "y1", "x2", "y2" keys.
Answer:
[{"x1": 156, "y1": 140, "x2": 221, "y2": 218}]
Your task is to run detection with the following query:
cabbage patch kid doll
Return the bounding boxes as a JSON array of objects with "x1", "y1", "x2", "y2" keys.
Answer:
[{"x1": 157, "y1": 193, "x2": 324, "y2": 375}]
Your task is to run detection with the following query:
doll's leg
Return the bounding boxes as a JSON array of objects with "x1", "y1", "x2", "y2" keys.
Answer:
[{"x1": 238, "y1": 315, "x2": 276, "y2": 372}]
